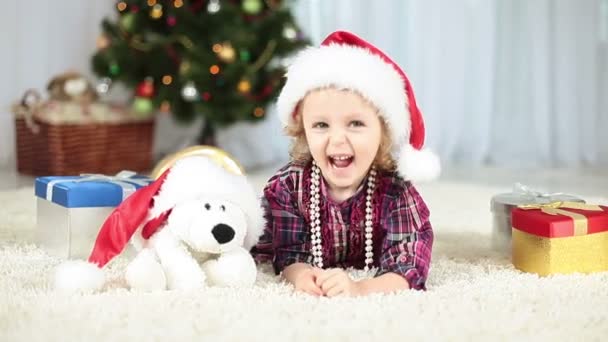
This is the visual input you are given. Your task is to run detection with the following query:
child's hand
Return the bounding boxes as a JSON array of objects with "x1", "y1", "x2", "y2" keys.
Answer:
[
  {"x1": 290, "y1": 265, "x2": 323, "y2": 296},
  {"x1": 315, "y1": 268, "x2": 361, "y2": 297}
]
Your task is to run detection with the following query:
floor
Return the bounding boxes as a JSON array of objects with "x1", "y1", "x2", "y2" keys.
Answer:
[{"x1": 2, "y1": 163, "x2": 607, "y2": 198}]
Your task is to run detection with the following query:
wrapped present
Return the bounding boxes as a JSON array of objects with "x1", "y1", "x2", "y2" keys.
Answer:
[
  {"x1": 34, "y1": 171, "x2": 153, "y2": 259},
  {"x1": 490, "y1": 183, "x2": 584, "y2": 253},
  {"x1": 511, "y1": 201, "x2": 608, "y2": 275}
]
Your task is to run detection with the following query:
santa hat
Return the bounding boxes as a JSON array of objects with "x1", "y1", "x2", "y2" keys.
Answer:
[
  {"x1": 277, "y1": 30, "x2": 440, "y2": 182},
  {"x1": 54, "y1": 156, "x2": 265, "y2": 292}
]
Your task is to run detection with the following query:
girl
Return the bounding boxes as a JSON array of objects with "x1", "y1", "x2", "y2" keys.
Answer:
[{"x1": 251, "y1": 31, "x2": 440, "y2": 297}]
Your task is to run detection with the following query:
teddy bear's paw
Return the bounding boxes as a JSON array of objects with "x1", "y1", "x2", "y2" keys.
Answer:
[
  {"x1": 125, "y1": 249, "x2": 167, "y2": 291},
  {"x1": 202, "y1": 248, "x2": 257, "y2": 287}
]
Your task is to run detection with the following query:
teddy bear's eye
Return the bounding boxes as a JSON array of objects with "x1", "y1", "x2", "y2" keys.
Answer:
[
  {"x1": 220, "y1": 205, "x2": 226, "y2": 211},
  {"x1": 204, "y1": 203, "x2": 211, "y2": 210}
]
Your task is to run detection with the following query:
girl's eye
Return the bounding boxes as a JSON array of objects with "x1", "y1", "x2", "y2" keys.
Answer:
[
  {"x1": 350, "y1": 120, "x2": 365, "y2": 127},
  {"x1": 312, "y1": 122, "x2": 328, "y2": 129}
]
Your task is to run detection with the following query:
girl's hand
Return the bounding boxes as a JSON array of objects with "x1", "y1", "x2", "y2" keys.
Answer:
[
  {"x1": 286, "y1": 264, "x2": 323, "y2": 296},
  {"x1": 315, "y1": 268, "x2": 361, "y2": 297}
]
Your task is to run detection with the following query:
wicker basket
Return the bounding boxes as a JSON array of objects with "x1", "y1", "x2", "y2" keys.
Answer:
[{"x1": 13, "y1": 90, "x2": 155, "y2": 176}]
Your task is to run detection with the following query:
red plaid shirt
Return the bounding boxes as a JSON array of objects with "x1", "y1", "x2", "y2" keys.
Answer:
[{"x1": 251, "y1": 161, "x2": 433, "y2": 290}]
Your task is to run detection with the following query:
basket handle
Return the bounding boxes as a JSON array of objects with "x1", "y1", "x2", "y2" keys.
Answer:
[{"x1": 15, "y1": 89, "x2": 42, "y2": 134}]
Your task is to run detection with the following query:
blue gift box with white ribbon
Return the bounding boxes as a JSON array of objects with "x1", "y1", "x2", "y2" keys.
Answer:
[
  {"x1": 34, "y1": 171, "x2": 153, "y2": 259},
  {"x1": 35, "y1": 171, "x2": 152, "y2": 207}
]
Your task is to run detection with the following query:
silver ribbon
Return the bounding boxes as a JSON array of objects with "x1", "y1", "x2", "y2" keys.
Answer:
[
  {"x1": 512, "y1": 182, "x2": 567, "y2": 202},
  {"x1": 45, "y1": 170, "x2": 149, "y2": 202}
]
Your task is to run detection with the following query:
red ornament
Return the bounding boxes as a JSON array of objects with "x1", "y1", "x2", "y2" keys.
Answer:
[
  {"x1": 136, "y1": 78, "x2": 155, "y2": 98},
  {"x1": 202, "y1": 92, "x2": 211, "y2": 101}
]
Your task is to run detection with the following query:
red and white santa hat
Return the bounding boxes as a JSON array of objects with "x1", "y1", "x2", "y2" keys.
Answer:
[
  {"x1": 277, "y1": 30, "x2": 440, "y2": 182},
  {"x1": 54, "y1": 156, "x2": 265, "y2": 292}
]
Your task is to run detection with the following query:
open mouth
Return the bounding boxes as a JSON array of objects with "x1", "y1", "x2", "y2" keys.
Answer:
[{"x1": 329, "y1": 154, "x2": 354, "y2": 168}]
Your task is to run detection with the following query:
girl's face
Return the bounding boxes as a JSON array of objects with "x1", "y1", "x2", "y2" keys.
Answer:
[{"x1": 301, "y1": 88, "x2": 382, "y2": 199}]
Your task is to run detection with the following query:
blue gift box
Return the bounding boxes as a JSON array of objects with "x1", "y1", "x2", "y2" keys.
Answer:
[{"x1": 35, "y1": 171, "x2": 153, "y2": 208}]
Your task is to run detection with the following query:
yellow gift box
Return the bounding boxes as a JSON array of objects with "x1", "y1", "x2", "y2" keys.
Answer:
[{"x1": 511, "y1": 202, "x2": 608, "y2": 276}]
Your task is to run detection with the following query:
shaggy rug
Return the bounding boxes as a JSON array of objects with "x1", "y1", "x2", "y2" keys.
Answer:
[{"x1": 1, "y1": 179, "x2": 607, "y2": 341}]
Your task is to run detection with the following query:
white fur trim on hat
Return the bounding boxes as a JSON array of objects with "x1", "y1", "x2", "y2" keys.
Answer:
[
  {"x1": 277, "y1": 44, "x2": 410, "y2": 148},
  {"x1": 54, "y1": 260, "x2": 105, "y2": 292},
  {"x1": 398, "y1": 144, "x2": 441, "y2": 182}
]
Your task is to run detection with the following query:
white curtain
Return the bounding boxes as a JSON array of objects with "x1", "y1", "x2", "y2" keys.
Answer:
[
  {"x1": 0, "y1": 0, "x2": 114, "y2": 168},
  {"x1": 292, "y1": 0, "x2": 608, "y2": 168}
]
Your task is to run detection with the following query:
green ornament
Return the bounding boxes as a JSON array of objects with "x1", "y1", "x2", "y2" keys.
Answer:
[
  {"x1": 242, "y1": 0, "x2": 262, "y2": 15},
  {"x1": 240, "y1": 50, "x2": 251, "y2": 62},
  {"x1": 109, "y1": 62, "x2": 120, "y2": 76},
  {"x1": 120, "y1": 13, "x2": 136, "y2": 32},
  {"x1": 132, "y1": 97, "x2": 154, "y2": 116}
]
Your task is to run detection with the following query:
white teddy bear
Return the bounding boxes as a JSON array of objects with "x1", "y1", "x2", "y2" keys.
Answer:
[{"x1": 54, "y1": 155, "x2": 265, "y2": 292}]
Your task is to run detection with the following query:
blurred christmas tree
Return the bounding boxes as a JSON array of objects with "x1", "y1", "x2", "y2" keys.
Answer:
[{"x1": 92, "y1": 0, "x2": 308, "y2": 144}]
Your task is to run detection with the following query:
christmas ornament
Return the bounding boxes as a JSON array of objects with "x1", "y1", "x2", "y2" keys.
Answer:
[
  {"x1": 202, "y1": 92, "x2": 212, "y2": 101},
  {"x1": 239, "y1": 50, "x2": 251, "y2": 62},
  {"x1": 96, "y1": 35, "x2": 110, "y2": 49},
  {"x1": 207, "y1": 0, "x2": 221, "y2": 13},
  {"x1": 242, "y1": 0, "x2": 263, "y2": 14},
  {"x1": 309, "y1": 162, "x2": 377, "y2": 271},
  {"x1": 133, "y1": 97, "x2": 154, "y2": 114},
  {"x1": 95, "y1": 77, "x2": 112, "y2": 95},
  {"x1": 150, "y1": 4, "x2": 163, "y2": 19},
  {"x1": 181, "y1": 81, "x2": 199, "y2": 101},
  {"x1": 136, "y1": 78, "x2": 155, "y2": 98},
  {"x1": 120, "y1": 13, "x2": 136, "y2": 32},
  {"x1": 151, "y1": 145, "x2": 244, "y2": 179},
  {"x1": 179, "y1": 60, "x2": 191, "y2": 76},
  {"x1": 109, "y1": 63, "x2": 120, "y2": 76},
  {"x1": 283, "y1": 26, "x2": 297, "y2": 41},
  {"x1": 167, "y1": 16, "x2": 177, "y2": 26}
]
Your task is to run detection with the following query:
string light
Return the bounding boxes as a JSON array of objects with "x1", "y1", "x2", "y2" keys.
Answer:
[
  {"x1": 174, "y1": 0, "x2": 184, "y2": 8},
  {"x1": 147, "y1": 0, "x2": 157, "y2": 6},
  {"x1": 237, "y1": 79, "x2": 251, "y2": 93},
  {"x1": 212, "y1": 44, "x2": 223, "y2": 53},
  {"x1": 117, "y1": 2, "x2": 127, "y2": 12},
  {"x1": 253, "y1": 107, "x2": 265, "y2": 117},
  {"x1": 150, "y1": 4, "x2": 163, "y2": 19},
  {"x1": 202, "y1": 92, "x2": 212, "y2": 101},
  {"x1": 209, "y1": 65, "x2": 220, "y2": 75},
  {"x1": 162, "y1": 75, "x2": 173, "y2": 85}
]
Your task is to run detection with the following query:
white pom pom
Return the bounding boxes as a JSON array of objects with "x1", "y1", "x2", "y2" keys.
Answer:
[
  {"x1": 54, "y1": 260, "x2": 105, "y2": 293},
  {"x1": 397, "y1": 144, "x2": 441, "y2": 182}
]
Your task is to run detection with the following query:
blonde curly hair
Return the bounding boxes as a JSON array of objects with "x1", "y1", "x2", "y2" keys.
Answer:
[{"x1": 284, "y1": 89, "x2": 396, "y2": 172}]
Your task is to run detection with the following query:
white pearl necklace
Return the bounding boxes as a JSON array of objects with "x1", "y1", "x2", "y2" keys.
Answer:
[{"x1": 309, "y1": 161, "x2": 376, "y2": 271}]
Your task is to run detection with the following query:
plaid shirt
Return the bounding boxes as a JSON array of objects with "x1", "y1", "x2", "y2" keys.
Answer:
[{"x1": 251, "y1": 162, "x2": 433, "y2": 290}]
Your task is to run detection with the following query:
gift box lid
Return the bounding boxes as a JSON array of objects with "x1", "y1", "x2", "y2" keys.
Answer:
[
  {"x1": 491, "y1": 183, "x2": 584, "y2": 214},
  {"x1": 35, "y1": 172, "x2": 152, "y2": 208},
  {"x1": 512, "y1": 203, "x2": 608, "y2": 238}
]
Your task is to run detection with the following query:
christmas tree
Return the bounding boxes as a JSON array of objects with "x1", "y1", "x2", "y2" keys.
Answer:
[{"x1": 92, "y1": 0, "x2": 308, "y2": 143}]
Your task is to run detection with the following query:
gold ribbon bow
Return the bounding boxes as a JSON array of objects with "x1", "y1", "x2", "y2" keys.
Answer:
[{"x1": 518, "y1": 201, "x2": 603, "y2": 236}]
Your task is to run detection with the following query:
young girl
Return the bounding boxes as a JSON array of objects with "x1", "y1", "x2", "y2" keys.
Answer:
[{"x1": 251, "y1": 31, "x2": 440, "y2": 297}]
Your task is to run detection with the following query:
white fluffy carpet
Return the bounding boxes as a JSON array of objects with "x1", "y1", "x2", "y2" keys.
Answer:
[{"x1": 1, "y1": 180, "x2": 608, "y2": 341}]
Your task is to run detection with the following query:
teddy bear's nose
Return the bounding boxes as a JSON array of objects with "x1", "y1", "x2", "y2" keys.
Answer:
[{"x1": 211, "y1": 223, "x2": 235, "y2": 244}]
